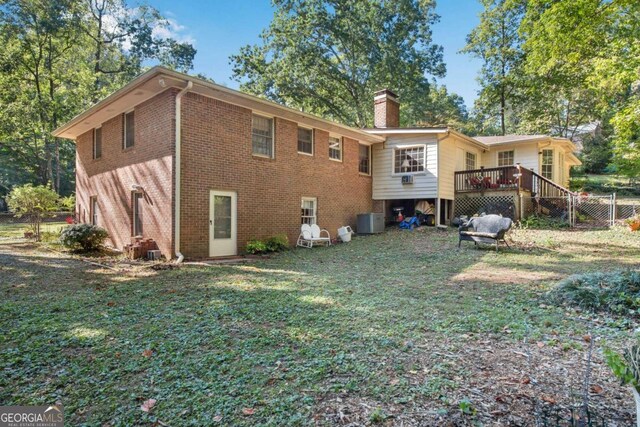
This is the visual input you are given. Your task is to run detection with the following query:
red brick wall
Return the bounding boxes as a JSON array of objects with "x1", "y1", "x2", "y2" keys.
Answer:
[
  {"x1": 374, "y1": 91, "x2": 400, "y2": 128},
  {"x1": 75, "y1": 89, "x2": 175, "y2": 257},
  {"x1": 180, "y1": 92, "x2": 374, "y2": 258}
]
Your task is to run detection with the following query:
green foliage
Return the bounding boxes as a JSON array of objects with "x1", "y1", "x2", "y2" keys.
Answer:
[
  {"x1": 6, "y1": 184, "x2": 60, "y2": 240},
  {"x1": 230, "y1": 0, "x2": 446, "y2": 127},
  {"x1": 245, "y1": 239, "x2": 268, "y2": 255},
  {"x1": 369, "y1": 408, "x2": 386, "y2": 423},
  {"x1": 604, "y1": 344, "x2": 640, "y2": 393},
  {"x1": 461, "y1": 0, "x2": 525, "y2": 135},
  {"x1": 265, "y1": 234, "x2": 289, "y2": 252},
  {"x1": 547, "y1": 270, "x2": 640, "y2": 317},
  {"x1": 580, "y1": 133, "x2": 612, "y2": 174},
  {"x1": 0, "y1": 0, "x2": 196, "y2": 196},
  {"x1": 60, "y1": 223, "x2": 108, "y2": 252},
  {"x1": 246, "y1": 234, "x2": 290, "y2": 254},
  {"x1": 458, "y1": 398, "x2": 476, "y2": 416},
  {"x1": 518, "y1": 215, "x2": 569, "y2": 230},
  {"x1": 59, "y1": 194, "x2": 76, "y2": 212}
]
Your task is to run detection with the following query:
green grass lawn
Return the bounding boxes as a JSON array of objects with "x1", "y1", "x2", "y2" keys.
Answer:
[
  {"x1": 1, "y1": 227, "x2": 638, "y2": 425},
  {"x1": 0, "y1": 221, "x2": 68, "y2": 239}
]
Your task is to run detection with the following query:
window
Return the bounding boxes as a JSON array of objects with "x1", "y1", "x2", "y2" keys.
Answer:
[
  {"x1": 297, "y1": 127, "x2": 313, "y2": 155},
  {"x1": 394, "y1": 146, "x2": 425, "y2": 174},
  {"x1": 359, "y1": 144, "x2": 371, "y2": 175},
  {"x1": 329, "y1": 136, "x2": 342, "y2": 161},
  {"x1": 542, "y1": 149, "x2": 554, "y2": 180},
  {"x1": 252, "y1": 114, "x2": 274, "y2": 157},
  {"x1": 93, "y1": 127, "x2": 102, "y2": 160},
  {"x1": 498, "y1": 150, "x2": 514, "y2": 167},
  {"x1": 89, "y1": 196, "x2": 98, "y2": 226},
  {"x1": 301, "y1": 197, "x2": 317, "y2": 225},
  {"x1": 132, "y1": 192, "x2": 143, "y2": 236},
  {"x1": 465, "y1": 152, "x2": 477, "y2": 170},
  {"x1": 123, "y1": 111, "x2": 135, "y2": 149},
  {"x1": 213, "y1": 195, "x2": 232, "y2": 239}
]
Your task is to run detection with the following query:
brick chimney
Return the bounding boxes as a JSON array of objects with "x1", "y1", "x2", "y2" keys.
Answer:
[{"x1": 373, "y1": 89, "x2": 400, "y2": 128}]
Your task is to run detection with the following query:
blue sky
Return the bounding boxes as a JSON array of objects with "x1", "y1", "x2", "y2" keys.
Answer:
[{"x1": 148, "y1": 0, "x2": 484, "y2": 108}]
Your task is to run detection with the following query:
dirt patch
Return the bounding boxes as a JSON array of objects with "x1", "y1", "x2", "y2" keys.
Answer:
[{"x1": 315, "y1": 336, "x2": 635, "y2": 426}]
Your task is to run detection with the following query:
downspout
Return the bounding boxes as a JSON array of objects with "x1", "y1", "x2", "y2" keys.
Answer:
[{"x1": 174, "y1": 81, "x2": 193, "y2": 263}]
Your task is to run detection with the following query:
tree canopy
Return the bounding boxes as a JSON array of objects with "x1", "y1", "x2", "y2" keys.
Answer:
[
  {"x1": 0, "y1": 0, "x2": 196, "y2": 200},
  {"x1": 230, "y1": 0, "x2": 447, "y2": 128}
]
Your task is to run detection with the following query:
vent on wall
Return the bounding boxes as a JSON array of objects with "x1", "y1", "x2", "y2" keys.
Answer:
[{"x1": 401, "y1": 175, "x2": 414, "y2": 185}]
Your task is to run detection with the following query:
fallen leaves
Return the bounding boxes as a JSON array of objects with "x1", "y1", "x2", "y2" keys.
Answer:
[
  {"x1": 590, "y1": 384, "x2": 604, "y2": 394},
  {"x1": 142, "y1": 349, "x2": 153, "y2": 358},
  {"x1": 140, "y1": 398, "x2": 156, "y2": 413},
  {"x1": 241, "y1": 408, "x2": 255, "y2": 416}
]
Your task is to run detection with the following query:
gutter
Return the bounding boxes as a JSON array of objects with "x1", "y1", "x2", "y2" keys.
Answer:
[{"x1": 174, "y1": 81, "x2": 193, "y2": 263}]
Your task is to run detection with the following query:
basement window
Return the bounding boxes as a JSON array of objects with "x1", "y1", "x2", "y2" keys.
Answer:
[{"x1": 301, "y1": 197, "x2": 317, "y2": 225}]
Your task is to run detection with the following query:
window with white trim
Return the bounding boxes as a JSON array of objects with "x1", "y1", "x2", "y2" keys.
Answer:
[
  {"x1": 359, "y1": 144, "x2": 371, "y2": 175},
  {"x1": 329, "y1": 136, "x2": 342, "y2": 161},
  {"x1": 123, "y1": 111, "x2": 135, "y2": 149},
  {"x1": 90, "y1": 196, "x2": 98, "y2": 226},
  {"x1": 252, "y1": 114, "x2": 274, "y2": 157},
  {"x1": 465, "y1": 152, "x2": 476, "y2": 170},
  {"x1": 498, "y1": 150, "x2": 514, "y2": 167},
  {"x1": 301, "y1": 197, "x2": 317, "y2": 225},
  {"x1": 93, "y1": 127, "x2": 102, "y2": 160},
  {"x1": 132, "y1": 191, "x2": 143, "y2": 236},
  {"x1": 394, "y1": 146, "x2": 425, "y2": 174},
  {"x1": 297, "y1": 127, "x2": 313, "y2": 155},
  {"x1": 541, "y1": 149, "x2": 554, "y2": 180}
]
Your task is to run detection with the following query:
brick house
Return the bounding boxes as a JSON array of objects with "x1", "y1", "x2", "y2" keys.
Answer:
[{"x1": 54, "y1": 66, "x2": 580, "y2": 259}]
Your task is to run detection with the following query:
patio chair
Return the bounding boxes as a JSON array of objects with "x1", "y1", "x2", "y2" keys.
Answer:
[
  {"x1": 296, "y1": 224, "x2": 332, "y2": 248},
  {"x1": 458, "y1": 214, "x2": 512, "y2": 252}
]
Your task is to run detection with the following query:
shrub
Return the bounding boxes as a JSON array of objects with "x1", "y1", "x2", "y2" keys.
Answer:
[
  {"x1": 547, "y1": 270, "x2": 640, "y2": 317},
  {"x1": 518, "y1": 215, "x2": 570, "y2": 230},
  {"x1": 60, "y1": 223, "x2": 109, "y2": 252},
  {"x1": 265, "y1": 234, "x2": 289, "y2": 252},
  {"x1": 245, "y1": 239, "x2": 268, "y2": 254},
  {"x1": 246, "y1": 234, "x2": 289, "y2": 254}
]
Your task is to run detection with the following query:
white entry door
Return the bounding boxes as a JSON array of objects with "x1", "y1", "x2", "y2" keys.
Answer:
[{"x1": 209, "y1": 190, "x2": 237, "y2": 257}]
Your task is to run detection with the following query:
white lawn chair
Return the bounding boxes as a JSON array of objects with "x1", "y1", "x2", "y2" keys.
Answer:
[{"x1": 296, "y1": 224, "x2": 332, "y2": 248}]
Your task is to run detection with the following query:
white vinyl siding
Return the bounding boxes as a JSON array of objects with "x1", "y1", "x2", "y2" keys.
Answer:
[
  {"x1": 440, "y1": 135, "x2": 481, "y2": 200},
  {"x1": 482, "y1": 143, "x2": 539, "y2": 172},
  {"x1": 252, "y1": 115, "x2": 274, "y2": 157},
  {"x1": 372, "y1": 135, "x2": 438, "y2": 200}
]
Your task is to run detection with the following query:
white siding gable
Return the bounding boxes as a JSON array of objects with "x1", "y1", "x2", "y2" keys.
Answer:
[{"x1": 372, "y1": 135, "x2": 438, "y2": 200}]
